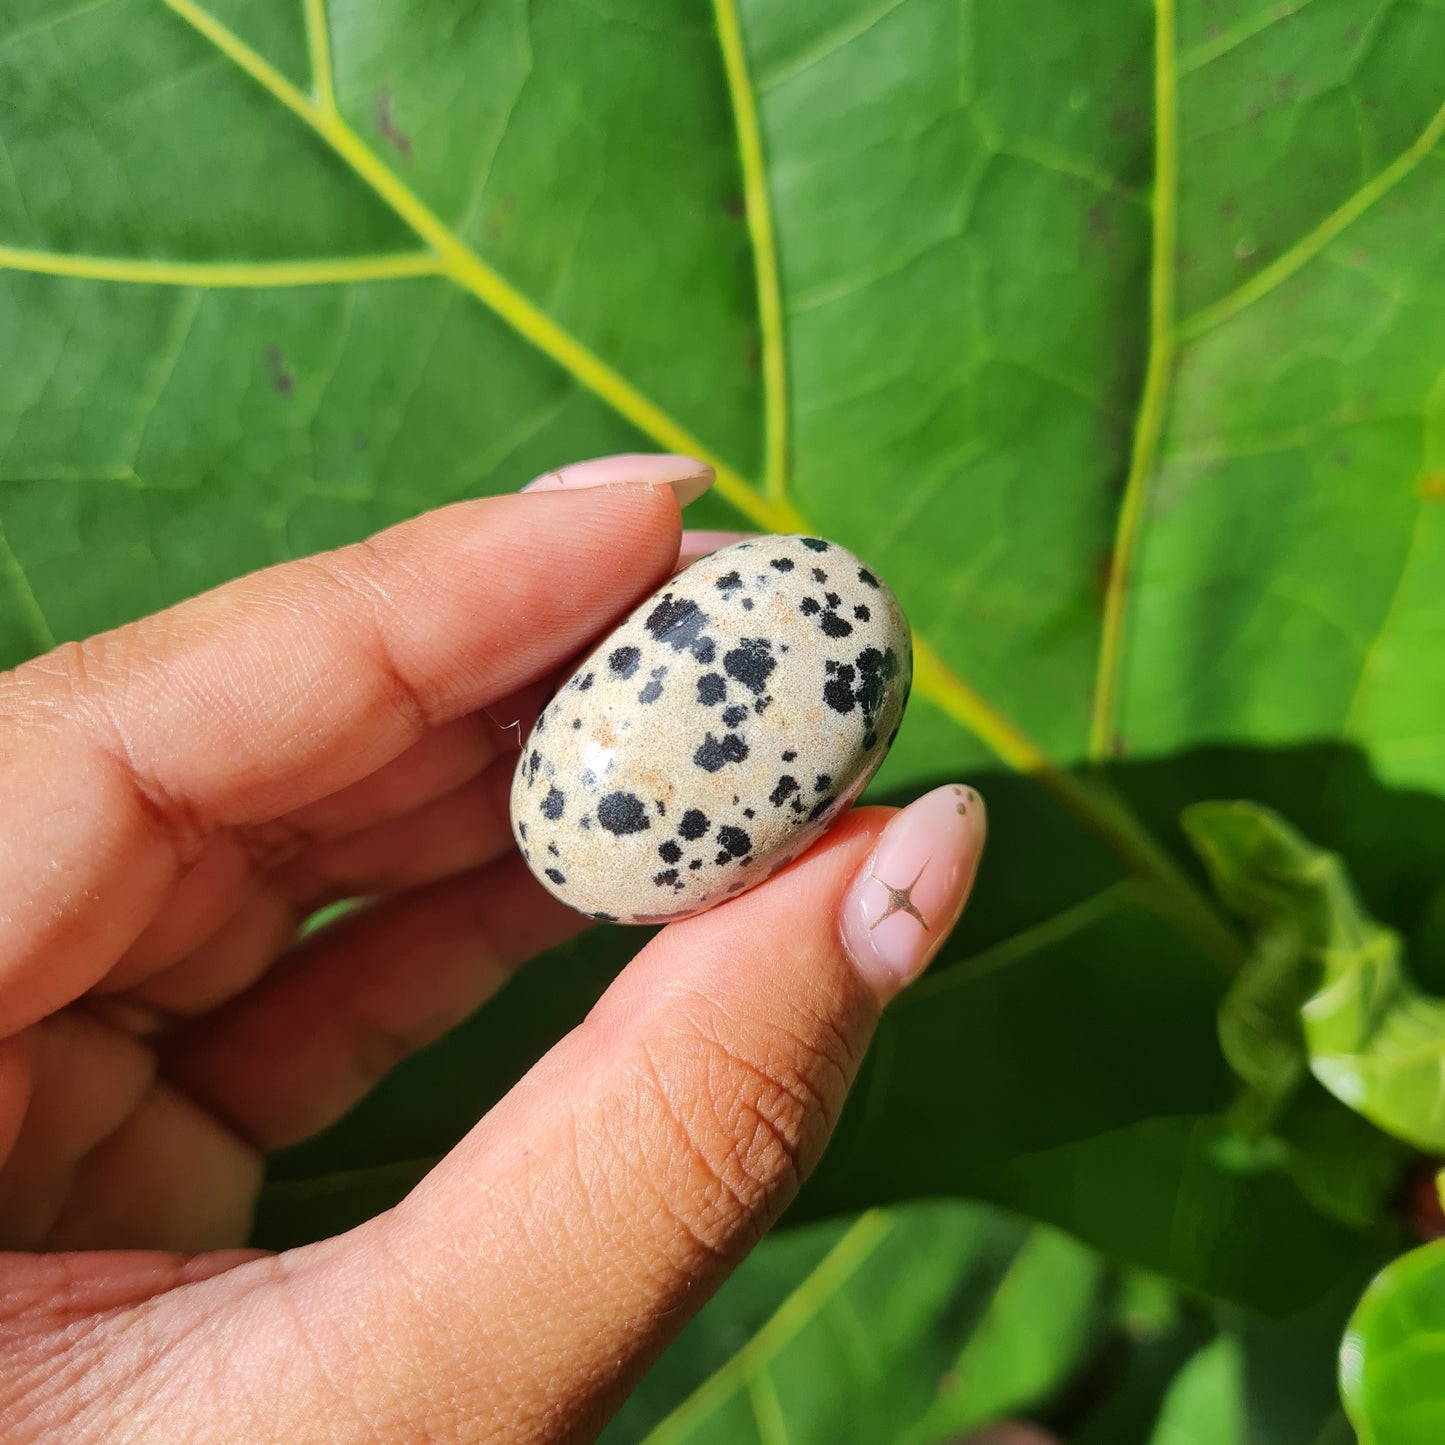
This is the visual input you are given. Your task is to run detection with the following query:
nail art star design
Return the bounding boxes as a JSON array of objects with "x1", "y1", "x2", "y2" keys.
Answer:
[{"x1": 868, "y1": 860, "x2": 930, "y2": 932}]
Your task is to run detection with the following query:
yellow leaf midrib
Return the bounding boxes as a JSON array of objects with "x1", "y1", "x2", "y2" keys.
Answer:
[{"x1": 1090, "y1": 0, "x2": 1177, "y2": 763}]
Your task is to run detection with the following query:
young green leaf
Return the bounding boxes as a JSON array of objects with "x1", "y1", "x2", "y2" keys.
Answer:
[
  {"x1": 1342, "y1": 1240, "x2": 1445, "y2": 1445},
  {"x1": 1186, "y1": 802, "x2": 1445, "y2": 1151}
]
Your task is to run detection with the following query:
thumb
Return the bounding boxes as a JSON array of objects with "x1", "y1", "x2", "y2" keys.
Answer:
[
  {"x1": 116, "y1": 786, "x2": 984, "y2": 1442},
  {"x1": 333, "y1": 784, "x2": 983, "y2": 1440}
]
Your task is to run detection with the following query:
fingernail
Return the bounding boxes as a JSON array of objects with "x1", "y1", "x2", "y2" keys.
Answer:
[
  {"x1": 840, "y1": 784, "x2": 987, "y2": 1002},
  {"x1": 523, "y1": 453, "x2": 715, "y2": 507},
  {"x1": 676, "y1": 530, "x2": 754, "y2": 571}
]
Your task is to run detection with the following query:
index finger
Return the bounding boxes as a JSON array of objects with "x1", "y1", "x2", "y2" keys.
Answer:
[{"x1": 0, "y1": 459, "x2": 704, "y2": 1034}]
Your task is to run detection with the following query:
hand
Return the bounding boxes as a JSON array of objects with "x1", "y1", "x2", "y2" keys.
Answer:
[{"x1": 0, "y1": 455, "x2": 985, "y2": 1442}]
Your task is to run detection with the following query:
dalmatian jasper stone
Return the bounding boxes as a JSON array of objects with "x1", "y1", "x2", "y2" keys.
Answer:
[{"x1": 509, "y1": 535, "x2": 912, "y2": 924}]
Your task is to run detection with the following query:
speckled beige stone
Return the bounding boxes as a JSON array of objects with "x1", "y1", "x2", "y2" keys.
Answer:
[{"x1": 509, "y1": 535, "x2": 912, "y2": 924}]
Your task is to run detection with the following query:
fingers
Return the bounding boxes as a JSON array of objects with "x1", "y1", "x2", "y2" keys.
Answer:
[
  {"x1": 160, "y1": 855, "x2": 589, "y2": 1149},
  {"x1": 0, "y1": 469, "x2": 693, "y2": 1035},
  {"x1": 249, "y1": 788, "x2": 985, "y2": 1441}
]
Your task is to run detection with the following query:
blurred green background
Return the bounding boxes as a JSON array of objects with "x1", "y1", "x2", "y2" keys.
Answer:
[{"x1": 3, "y1": 0, "x2": 1444, "y2": 1438}]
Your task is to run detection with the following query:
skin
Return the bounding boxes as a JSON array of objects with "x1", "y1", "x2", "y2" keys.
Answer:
[{"x1": 0, "y1": 482, "x2": 985, "y2": 1443}]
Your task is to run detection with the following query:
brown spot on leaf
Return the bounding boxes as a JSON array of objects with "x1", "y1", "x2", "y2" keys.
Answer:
[
  {"x1": 265, "y1": 347, "x2": 294, "y2": 399},
  {"x1": 724, "y1": 192, "x2": 746, "y2": 217},
  {"x1": 1421, "y1": 473, "x2": 1445, "y2": 500},
  {"x1": 375, "y1": 88, "x2": 413, "y2": 163}
]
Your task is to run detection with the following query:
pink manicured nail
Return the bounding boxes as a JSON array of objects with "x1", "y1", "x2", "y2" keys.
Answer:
[
  {"x1": 522, "y1": 453, "x2": 714, "y2": 507},
  {"x1": 676, "y1": 530, "x2": 754, "y2": 571},
  {"x1": 840, "y1": 784, "x2": 987, "y2": 1001}
]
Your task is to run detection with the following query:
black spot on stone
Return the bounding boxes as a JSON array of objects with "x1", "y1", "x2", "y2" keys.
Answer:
[
  {"x1": 854, "y1": 604, "x2": 871, "y2": 622},
  {"x1": 728, "y1": 881, "x2": 746, "y2": 894},
  {"x1": 723, "y1": 637, "x2": 776, "y2": 694},
  {"x1": 722, "y1": 704, "x2": 748, "y2": 728},
  {"x1": 598, "y1": 791, "x2": 650, "y2": 834},
  {"x1": 743, "y1": 807, "x2": 755, "y2": 819},
  {"x1": 782, "y1": 749, "x2": 797, "y2": 761},
  {"x1": 770, "y1": 557, "x2": 795, "y2": 572},
  {"x1": 811, "y1": 567, "x2": 828, "y2": 583},
  {"x1": 576, "y1": 672, "x2": 595, "y2": 691},
  {"x1": 639, "y1": 679, "x2": 663, "y2": 704},
  {"x1": 825, "y1": 591, "x2": 841, "y2": 607},
  {"x1": 809, "y1": 796, "x2": 836, "y2": 822},
  {"x1": 858, "y1": 568, "x2": 879, "y2": 588},
  {"x1": 716, "y1": 570, "x2": 743, "y2": 593},
  {"x1": 824, "y1": 664, "x2": 857, "y2": 714},
  {"x1": 590, "y1": 911, "x2": 617, "y2": 922},
  {"x1": 540, "y1": 785, "x2": 565, "y2": 820},
  {"x1": 646, "y1": 594, "x2": 710, "y2": 652},
  {"x1": 715, "y1": 825, "x2": 751, "y2": 863},
  {"x1": 609, "y1": 645, "x2": 641, "y2": 679},
  {"x1": 741, "y1": 598, "x2": 754, "y2": 610},
  {"x1": 689, "y1": 858, "x2": 704, "y2": 870},
  {"x1": 692, "y1": 637, "x2": 716, "y2": 664},
  {"x1": 856, "y1": 646, "x2": 901, "y2": 725},
  {"x1": 572, "y1": 717, "x2": 582, "y2": 729},
  {"x1": 658, "y1": 839, "x2": 682, "y2": 864},
  {"x1": 580, "y1": 768, "x2": 597, "y2": 788},
  {"x1": 800, "y1": 597, "x2": 821, "y2": 616},
  {"x1": 802, "y1": 538, "x2": 829, "y2": 552},
  {"x1": 656, "y1": 799, "x2": 667, "y2": 815},
  {"x1": 580, "y1": 815, "x2": 592, "y2": 830},
  {"x1": 517, "y1": 821, "x2": 527, "y2": 840},
  {"x1": 820, "y1": 611, "x2": 854, "y2": 638},
  {"x1": 678, "y1": 809, "x2": 710, "y2": 840},
  {"x1": 770, "y1": 775, "x2": 799, "y2": 806},
  {"x1": 864, "y1": 729, "x2": 878, "y2": 749},
  {"x1": 545, "y1": 867, "x2": 566, "y2": 885},
  {"x1": 653, "y1": 868, "x2": 680, "y2": 888},
  {"x1": 694, "y1": 731, "x2": 749, "y2": 771},
  {"x1": 529, "y1": 749, "x2": 541, "y2": 777},
  {"x1": 814, "y1": 774, "x2": 832, "y2": 792},
  {"x1": 547, "y1": 844, "x2": 560, "y2": 859},
  {"x1": 535, "y1": 709, "x2": 547, "y2": 734},
  {"x1": 753, "y1": 696, "x2": 771, "y2": 715},
  {"x1": 697, "y1": 672, "x2": 727, "y2": 705}
]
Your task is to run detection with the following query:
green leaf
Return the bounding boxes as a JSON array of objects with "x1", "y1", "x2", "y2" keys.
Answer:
[
  {"x1": 1147, "y1": 1336, "x2": 1247, "y2": 1445},
  {"x1": 598, "y1": 1201, "x2": 1104, "y2": 1445},
  {"x1": 1342, "y1": 1240, "x2": 1445, "y2": 1445},
  {"x1": 5, "y1": 0, "x2": 1442, "y2": 1357},
  {"x1": 1186, "y1": 801, "x2": 1445, "y2": 1151}
]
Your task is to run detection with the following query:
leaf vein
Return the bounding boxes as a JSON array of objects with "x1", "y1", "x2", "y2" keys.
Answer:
[
  {"x1": 713, "y1": 0, "x2": 790, "y2": 501},
  {"x1": 1090, "y1": 0, "x2": 1179, "y2": 761},
  {"x1": 1177, "y1": 96, "x2": 1445, "y2": 342},
  {"x1": 0, "y1": 246, "x2": 443, "y2": 288}
]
